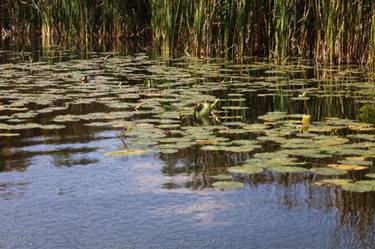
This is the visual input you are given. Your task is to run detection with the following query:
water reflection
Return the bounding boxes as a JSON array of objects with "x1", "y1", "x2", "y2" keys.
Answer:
[
  {"x1": 0, "y1": 180, "x2": 29, "y2": 200},
  {"x1": 1, "y1": 51, "x2": 375, "y2": 248}
]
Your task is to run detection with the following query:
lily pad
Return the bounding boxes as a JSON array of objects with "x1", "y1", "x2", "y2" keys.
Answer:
[
  {"x1": 309, "y1": 167, "x2": 347, "y2": 176},
  {"x1": 365, "y1": 173, "x2": 375, "y2": 179},
  {"x1": 212, "y1": 174, "x2": 232, "y2": 181},
  {"x1": 159, "y1": 148, "x2": 179, "y2": 154},
  {"x1": 348, "y1": 123, "x2": 375, "y2": 132},
  {"x1": 212, "y1": 181, "x2": 244, "y2": 190},
  {"x1": 288, "y1": 149, "x2": 331, "y2": 159},
  {"x1": 342, "y1": 181, "x2": 375, "y2": 192},
  {"x1": 337, "y1": 156, "x2": 373, "y2": 166},
  {"x1": 0, "y1": 133, "x2": 20, "y2": 137},
  {"x1": 258, "y1": 111, "x2": 286, "y2": 122},
  {"x1": 242, "y1": 123, "x2": 268, "y2": 133},
  {"x1": 227, "y1": 165, "x2": 263, "y2": 174},
  {"x1": 314, "y1": 179, "x2": 353, "y2": 186},
  {"x1": 256, "y1": 136, "x2": 286, "y2": 143},
  {"x1": 268, "y1": 166, "x2": 308, "y2": 173},
  {"x1": 327, "y1": 164, "x2": 368, "y2": 171},
  {"x1": 104, "y1": 149, "x2": 149, "y2": 157}
]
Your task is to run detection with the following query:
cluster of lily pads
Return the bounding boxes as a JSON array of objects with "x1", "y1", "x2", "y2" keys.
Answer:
[
  {"x1": 108, "y1": 108, "x2": 375, "y2": 192},
  {"x1": 1, "y1": 54, "x2": 375, "y2": 193}
]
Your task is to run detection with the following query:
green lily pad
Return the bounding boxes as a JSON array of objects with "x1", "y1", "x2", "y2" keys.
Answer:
[
  {"x1": 156, "y1": 124, "x2": 181, "y2": 129},
  {"x1": 0, "y1": 133, "x2": 20, "y2": 137},
  {"x1": 256, "y1": 136, "x2": 286, "y2": 143},
  {"x1": 313, "y1": 136, "x2": 349, "y2": 146},
  {"x1": 258, "y1": 111, "x2": 287, "y2": 122},
  {"x1": 290, "y1": 96, "x2": 310, "y2": 101},
  {"x1": 212, "y1": 181, "x2": 244, "y2": 190},
  {"x1": 219, "y1": 129, "x2": 249, "y2": 135},
  {"x1": 342, "y1": 181, "x2": 375, "y2": 192},
  {"x1": 223, "y1": 145, "x2": 261, "y2": 153},
  {"x1": 84, "y1": 122, "x2": 112, "y2": 127},
  {"x1": 365, "y1": 173, "x2": 375, "y2": 179},
  {"x1": 253, "y1": 151, "x2": 289, "y2": 160},
  {"x1": 158, "y1": 137, "x2": 192, "y2": 143},
  {"x1": 227, "y1": 165, "x2": 263, "y2": 174},
  {"x1": 287, "y1": 149, "x2": 331, "y2": 159},
  {"x1": 327, "y1": 164, "x2": 368, "y2": 171},
  {"x1": 347, "y1": 134, "x2": 375, "y2": 142},
  {"x1": 337, "y1": 156, "x2": 373, "y2": 166},
  {"x1": 212, "y1": 174, "x2": 232, "y2": 181},
  {"x1": 104, "y1": 149, "x2": 149, "y2": 157},
  {"x1": 159, "y1": 148, "x2": 179, "y2": 154},
  {"x1": 242, "y1": 123, "x2": 268, "y2": 133},
  {"x1": 314, "y1": 179, "x2": 353, "y2": 186},
  {"x1": 348, "y1": 123, "x2": 375, "y2": 132},
  {"x1": 262, "y1": 157, "x2": 299, "y2": 167},
  {"x1": 309, "y1": 167, "x2": 347, "y2": 176},
  {"x1": 268, "y1": 166, "x2": 308, "y2": 173},
  {"x1": 231, "y1": 140, "x2": 260, "y2": 146}
]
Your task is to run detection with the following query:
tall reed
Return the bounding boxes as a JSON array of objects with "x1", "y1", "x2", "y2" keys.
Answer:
[{"x1": 1, "y1": 0, "x2": 375, "y2": 65}]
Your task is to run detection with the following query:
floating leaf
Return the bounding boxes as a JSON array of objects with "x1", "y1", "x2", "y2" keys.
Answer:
[
  {"x1": 342, "y1": 181, "x2": 375, "y2": 192},
  {"x1": 104, "y1": 149, "x2": 149, "y2": 157},
  {"x1": 327, "y1": 164, "x2": 368, "y2": 171},
  {"x1": 348, "y1": 123, "x2": 375, "y2": 132},
  {"x1": 227, "y1": 165, "x2": 263, "y2": 174},
  {"x1": 309, "y1": 167, "x2": 347, "y2": 176},
  {"x1": 314, "y1": 179, "x2": 353, "y2": 186},
  {"x1": 159, "y1": 148, "x2": 179, "y2": 154},
  {"x1": 288, "y1": 149, "x2": 331, "y2": 159},
  {"x1": 347, "y1": 134, "x2": 375, "y2": 142},
  {"x1": 0, "y1": 133, "x2": 20, "y2": 137},
  {"x1": 258, "y1": 111, "x2": 287, "y2": 122},
  {"x1": 257, "y1": 136, "x2": 286, "y2": 143},
  {"x1": 313, "y1": 136, "x2": 349, "y2": 146},
  {"x1": 365, "y1": 173, "x2": 375, "y2": 179},
  {"x1": 219, "y1": 128, "x2": 249, "y2": 135},
  {"x1": 212, "y1": 181, "x2": 244, "y2": 190},
  {"x1": 212, "y1": 174, "x2": 232, "y2": 181},
  {"x1": 337, "y1": 156, "x2": 373, "y2": 166},
  {"x1": 291, "y1": 96, "x2": 310, "y2": 101},
  {"x1": 268, "y1": 166, "x2": 308, "y2": 173},
  {"x1": 242, "y1": 123, "x2": 268, "y2": 133}
]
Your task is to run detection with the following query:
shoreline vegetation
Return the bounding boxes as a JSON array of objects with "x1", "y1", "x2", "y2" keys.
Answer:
[{"x1": 1, "y1": 0, "x2": 375, "y2": 65}]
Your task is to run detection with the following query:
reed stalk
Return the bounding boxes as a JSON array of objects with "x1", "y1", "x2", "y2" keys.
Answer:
[{"x1": 1, "y1": 0, "x2": 375, "y2": 66}]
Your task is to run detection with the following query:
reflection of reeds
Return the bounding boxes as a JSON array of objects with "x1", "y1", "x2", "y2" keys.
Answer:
[{"x1": 1, "y1": 0, "x2": 375, "y2": 65}]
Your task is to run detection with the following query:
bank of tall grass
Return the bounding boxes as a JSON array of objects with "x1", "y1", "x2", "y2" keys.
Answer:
[{"x1": 1, "y1": 0, "x2": 375, "y2": 65}]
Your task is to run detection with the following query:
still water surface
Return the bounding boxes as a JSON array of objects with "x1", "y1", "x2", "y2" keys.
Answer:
[{"x1": 0, "y1": 49, "x2": 375, "y2": 249}]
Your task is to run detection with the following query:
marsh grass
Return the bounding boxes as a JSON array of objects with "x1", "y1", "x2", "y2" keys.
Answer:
[{"x1": 1, "y1": 0, "x2": 375, "y2": 65}]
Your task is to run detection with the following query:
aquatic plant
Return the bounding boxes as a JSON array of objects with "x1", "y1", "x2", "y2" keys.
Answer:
[
  {"x1": 193, "y1": 99, "x2": 220, "y2": 120},
  {"x1": 2, "y1": 0, "x2": 375, "y2": 64}
]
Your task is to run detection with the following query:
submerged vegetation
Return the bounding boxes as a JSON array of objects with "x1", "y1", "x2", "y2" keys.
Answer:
[{"x1": 2, "y1": 0, "x2": 375, "y2": 65}]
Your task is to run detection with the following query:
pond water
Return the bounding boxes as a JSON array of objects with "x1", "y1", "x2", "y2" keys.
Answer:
[{"x1": 0, "y1": 49, "x2": 375, "y2": 249}]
